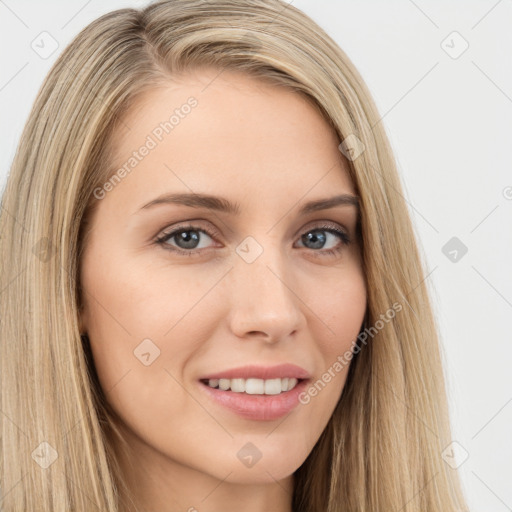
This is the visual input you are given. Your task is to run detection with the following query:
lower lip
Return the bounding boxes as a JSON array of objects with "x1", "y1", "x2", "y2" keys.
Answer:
[{"x1": 198, "y1": 379, "x2": 309, "y2": 421}]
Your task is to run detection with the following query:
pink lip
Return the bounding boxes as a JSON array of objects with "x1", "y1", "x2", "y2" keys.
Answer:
[
  {"x1": 198, "y1": 378, "x2": 310, "y2": 421},
  {"x1": 200, "y1": 363, "x2": 311, "y2": 381}
]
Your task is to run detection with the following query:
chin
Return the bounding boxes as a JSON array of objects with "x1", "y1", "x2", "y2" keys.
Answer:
[{"x1": 208, "y1": 437, "x2": 310, "y2": 484}]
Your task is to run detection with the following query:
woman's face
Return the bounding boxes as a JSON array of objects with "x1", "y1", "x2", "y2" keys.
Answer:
[{"x1": 79, "y1": 68, "x2": 366, "y2": 503}]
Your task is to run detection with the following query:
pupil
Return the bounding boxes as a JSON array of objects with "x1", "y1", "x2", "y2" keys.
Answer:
[
  {"x1": 177, "y1": 230, "x2": 200, "y2": 249},
  {"x1": 304, "y1": 231, "x2": 325, "y2": 249}
]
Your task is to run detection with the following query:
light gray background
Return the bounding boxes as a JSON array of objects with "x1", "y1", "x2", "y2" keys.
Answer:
[{"x1": 1, "y1": 1, "x2": 511, "y2": 510}]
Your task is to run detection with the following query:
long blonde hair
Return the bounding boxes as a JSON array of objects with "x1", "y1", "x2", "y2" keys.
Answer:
[{"x1": 0, "y1": 1, "x2": 468, "y2": 510}]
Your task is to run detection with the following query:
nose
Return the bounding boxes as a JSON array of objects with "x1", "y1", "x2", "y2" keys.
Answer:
[{"x1": 226, "y1": 244, "x2": 304, "y2": 344}]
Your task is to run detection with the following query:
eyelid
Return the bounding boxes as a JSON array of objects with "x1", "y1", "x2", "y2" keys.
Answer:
[
  {"x1": 157, "y1": 220, "x2": 221, "y2": 243},
  {"x1": 155, "y1": 219, "x2": 350, "y2": 242},
  {"x1": 299, "y1": 219, "x2": 350, "y2": 236}
]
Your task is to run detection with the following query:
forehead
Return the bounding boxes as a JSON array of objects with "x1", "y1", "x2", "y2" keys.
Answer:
[{"x1": 104, "y1": 68, "x2": 355, "y2": 212}]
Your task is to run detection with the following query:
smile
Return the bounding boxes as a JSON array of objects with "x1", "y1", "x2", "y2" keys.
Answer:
[{"x1": 201, "y1": 377, "x2": 300, "y2": 395}]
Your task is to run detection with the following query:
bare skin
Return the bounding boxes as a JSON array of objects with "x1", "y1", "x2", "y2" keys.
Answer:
[{"x1": 79, "y1": 67, "x2": 367, "y2": 512}]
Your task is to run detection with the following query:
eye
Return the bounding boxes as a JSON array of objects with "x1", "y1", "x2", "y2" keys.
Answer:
[
  {"x1": 154, "y1": 221, "x2": 351, "y2": 257},
  {"x1": 295, "y1": 223, "x2": 351, "y2": 257},
  {"x1": 155, "y1": 224, "x2": 218, "y2": 256}
]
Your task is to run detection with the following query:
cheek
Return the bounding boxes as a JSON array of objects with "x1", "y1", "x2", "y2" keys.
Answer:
[
  {"x1": 311, "y1": 266, "x2": 367, "y2": 353},
  {"x1": 82, "y1": 245, "x2": 215, "y2": 341},
  {"x1": 81, "y1": 252, "x2": 224, "y2": 416},
  {"x1": 292, "y1": 266, "x2": 366, "y2": 425}
]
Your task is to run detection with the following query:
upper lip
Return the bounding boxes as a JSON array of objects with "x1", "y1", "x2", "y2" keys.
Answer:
[{"x1": 200, "y1": 364, "x2": 311, "y2": 381}]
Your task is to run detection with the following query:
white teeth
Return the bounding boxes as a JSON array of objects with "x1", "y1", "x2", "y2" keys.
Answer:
[
  {"x1": 287, "y1": 377, "x2": 298, "y2": 391},
  {"x1": 206, "y1": 377, "x2": 300, "y2": 394},
  {"x1": 230, "y1": 378, "x2": 245, "y2": 392},
  {"x1": 245, "y1": 378, "x2": 264, "y2": 394},
  {"x1": 264, "y1": 378, "x2": 282, "y2": 395},
  {"x1": 218, "y1": 378, "x2": 230, "y2": 390}
]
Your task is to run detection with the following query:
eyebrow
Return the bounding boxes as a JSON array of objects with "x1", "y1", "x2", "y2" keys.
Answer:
[{"x1": 137, "y1": 192, "x2": 360, "y2": 216}]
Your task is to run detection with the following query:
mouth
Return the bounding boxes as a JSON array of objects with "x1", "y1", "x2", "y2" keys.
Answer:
[
  {"x1": 200, "y1": 376, "x2": 304, "y2": 395},
  {"x1": 197, "y1": 363, "x2": 312, "y2": 420},
  {"x1": 198, "y1": 377, "x2": 310, "y2": 421}
]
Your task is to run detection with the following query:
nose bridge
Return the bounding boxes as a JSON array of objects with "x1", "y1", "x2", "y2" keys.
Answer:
[
  {"x1": 235, "y1": 233, "x2": 290, "y2": 293},
  {"x1": 227, "y1": 234, "x2": 303, "y2": 340}
]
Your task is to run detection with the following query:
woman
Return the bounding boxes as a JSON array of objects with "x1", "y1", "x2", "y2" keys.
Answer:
[{"x1": 0, "y1": 1, "x2": 469, "y2": 510}]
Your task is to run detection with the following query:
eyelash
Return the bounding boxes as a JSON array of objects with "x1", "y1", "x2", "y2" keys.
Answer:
[{"x1": 154, "y1": 221, "x2": 351, "y2": 259}]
